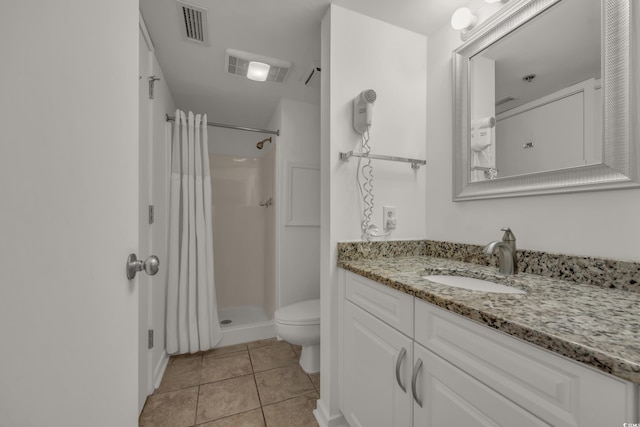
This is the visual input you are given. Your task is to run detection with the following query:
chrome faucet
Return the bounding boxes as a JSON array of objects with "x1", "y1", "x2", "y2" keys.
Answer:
[{"x1": 484, "y1": 227, "x2": 518, "y2": 275}]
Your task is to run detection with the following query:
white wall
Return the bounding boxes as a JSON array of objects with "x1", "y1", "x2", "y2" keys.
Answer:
[
  {"x1": 426, "y1": 18, "x2": 640, "y2": 262},
  {"x1": 318, "y1": 5, "x2": 427, "y2": 424},
  {"x1": 207, "y1": 126, "x2": 274, "y2": 158},
  {"x1": 327, "y1": 11, "x2": 427, "y2": 243},
  {"x1": 269, "y1": 99, "x2": 322, "y2": 309}
]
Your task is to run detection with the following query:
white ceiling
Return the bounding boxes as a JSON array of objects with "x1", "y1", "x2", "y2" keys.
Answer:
[{"x1": 139, "y1": 0, "x2": 471, "y2": 129}]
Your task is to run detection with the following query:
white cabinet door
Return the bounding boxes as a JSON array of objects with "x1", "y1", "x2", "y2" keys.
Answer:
[
  {"x1": 412, "y1": 343, "x2": 550, "y2": 427},
  {"x1": 343, "y1": 301, "x2": 413, "y2": 427}
]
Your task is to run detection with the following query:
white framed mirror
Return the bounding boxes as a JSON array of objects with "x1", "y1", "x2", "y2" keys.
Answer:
[{"x1": 452, "y1": 0, "x2": 638, "y2": 200}]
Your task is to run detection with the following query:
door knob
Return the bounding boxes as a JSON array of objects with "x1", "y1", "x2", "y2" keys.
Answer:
[{"x1": 126, "y1": 254, "x2": 160, "y2": 280}]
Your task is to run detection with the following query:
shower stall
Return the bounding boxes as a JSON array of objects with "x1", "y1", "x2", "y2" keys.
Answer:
[
  {"x1": 208, "y1": 139, "x2": 277, "y2": 346},
  {"x1": 164, "y1": 100, "x2": 319, "y2": 350}
]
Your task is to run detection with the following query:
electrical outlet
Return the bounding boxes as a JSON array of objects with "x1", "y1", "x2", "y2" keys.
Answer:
[{"x1": 383, "y1": 206, "x2": 396, "y2": 230}]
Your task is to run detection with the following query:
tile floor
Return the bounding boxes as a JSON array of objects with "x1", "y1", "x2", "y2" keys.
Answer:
[{"x1": 139, "y1": 338, "x2": 320, "y2": 427}]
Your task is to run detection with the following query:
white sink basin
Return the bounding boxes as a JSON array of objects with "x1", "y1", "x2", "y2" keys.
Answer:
[{"x1": 422, "y1": 275, "x2": 526, "y2": 294}]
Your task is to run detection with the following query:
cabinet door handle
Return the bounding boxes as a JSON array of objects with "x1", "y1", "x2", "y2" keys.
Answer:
[
  {"x1": 395, "y1": 347, "x2": 407, "y2": 393},
  {"x1": 412, "y1": 358, "x2": 423, "y2": 407}
]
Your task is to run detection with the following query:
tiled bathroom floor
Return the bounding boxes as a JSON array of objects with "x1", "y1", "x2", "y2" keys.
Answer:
[{"x1": 139, "y1": 338, "x2": 320, "y2": 427}]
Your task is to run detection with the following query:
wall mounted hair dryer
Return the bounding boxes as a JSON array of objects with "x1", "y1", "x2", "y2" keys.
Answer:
[{"x1": 353, "y1": 89, "x2": 377, "y2": 134}]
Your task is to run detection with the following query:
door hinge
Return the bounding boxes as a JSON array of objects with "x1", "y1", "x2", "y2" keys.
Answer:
[
  {"x1": 148, "y1": 329, "x2": 154, "y2": 349},
  {"x1": 148, "y1": 205, "x2": 155, "y2": 225}
]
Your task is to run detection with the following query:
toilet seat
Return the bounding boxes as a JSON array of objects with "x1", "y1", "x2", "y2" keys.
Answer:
[{"x1": 275, "y1": 299, "x2": 320, "y2": 326}]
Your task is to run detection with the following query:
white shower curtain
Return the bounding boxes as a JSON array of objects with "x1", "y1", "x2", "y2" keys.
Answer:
[{"x1": 166, "y1": 109, "x2": 222, "y2": 354}]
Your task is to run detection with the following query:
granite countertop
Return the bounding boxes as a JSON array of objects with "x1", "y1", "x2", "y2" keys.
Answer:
[{"x1": 339, "y1": 255, "x2": 640, "y2": 384}]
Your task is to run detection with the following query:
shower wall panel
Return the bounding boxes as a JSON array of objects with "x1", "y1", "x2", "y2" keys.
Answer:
[
  {"x1": 262, "y1": 146, "x2": 277, "y2": 318},
  {"x1": 210, "y1": 155, "x2": 266, "y2": 310}
]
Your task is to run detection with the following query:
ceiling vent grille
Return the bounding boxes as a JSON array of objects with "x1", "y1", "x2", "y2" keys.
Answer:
[
  {"x1": 177, "y1": 1, "x2": 209, "y2": 45},
  {"x1": 225, "y1": 49, "x2": 291, "y2": 83}
]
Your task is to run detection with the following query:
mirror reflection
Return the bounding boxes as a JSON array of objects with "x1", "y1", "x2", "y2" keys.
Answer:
[{"x1": 468, "y1": 0, "x2": 601, "y2": 182}]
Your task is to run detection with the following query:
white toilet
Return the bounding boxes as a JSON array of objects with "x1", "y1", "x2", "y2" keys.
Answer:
[{"x1": 274, "y1": 299, "x2": 320, "y2": 373}]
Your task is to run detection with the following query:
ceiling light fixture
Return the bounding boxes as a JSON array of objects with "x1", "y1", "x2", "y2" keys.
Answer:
[
  {"x1": 247, "y1": 61, "x2": 270, "y2": 82},
  {"x1": 451, "y1": 7, "x2": 477, "y2": 31},
  {"x1": 225, "y1": 49, "x2": 292, "y2": 83}
]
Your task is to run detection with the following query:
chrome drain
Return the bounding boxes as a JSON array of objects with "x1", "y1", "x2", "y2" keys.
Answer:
[{"x1": 220, "y1": 319, "x2": 232, "y2": 325}]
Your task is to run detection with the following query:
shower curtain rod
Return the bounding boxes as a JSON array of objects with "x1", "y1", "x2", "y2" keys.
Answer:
[{"x1": 165, "y1": 114, "x2": 279, "y2": 136}]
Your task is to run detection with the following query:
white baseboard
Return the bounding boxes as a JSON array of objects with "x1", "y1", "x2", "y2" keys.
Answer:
[
  {"x1": 152, "y1": 351, "x2": 169, "y2": 390},
  {"x1": 314, "y1": 399, "x2": 348, "y2": 427}
]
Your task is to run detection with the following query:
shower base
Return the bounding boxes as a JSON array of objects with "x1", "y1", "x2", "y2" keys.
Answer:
[
  {"x1": 218, "y1": 306, "x2": 269, "y2": 326},
  {"x1": 216, "y1": 305, "x2": 275, "y2": 347}
]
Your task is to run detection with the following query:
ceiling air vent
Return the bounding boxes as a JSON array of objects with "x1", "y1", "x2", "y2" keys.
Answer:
[
  {"x1": 177, "y1": 1, "x2": 209, "y2": 45},
  {"x1": 225, "y1": 49, "x2": 292, "y2": 83}
]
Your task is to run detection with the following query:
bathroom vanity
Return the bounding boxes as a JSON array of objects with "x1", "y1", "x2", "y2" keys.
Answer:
[
  {"x1": 329, "y1": 0, "x2": 640, "y2": 423},
  {"x1": 337, "y1": 247, "x2": 640, "y2": 427}
]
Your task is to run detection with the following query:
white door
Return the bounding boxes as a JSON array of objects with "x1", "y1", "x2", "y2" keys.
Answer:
[
  {"x1": 0, "y1": 2, "x2": 140, "y2": 426},
  {"x1": 343, "y1": 301, "x2": 413, "y2": 427}
]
